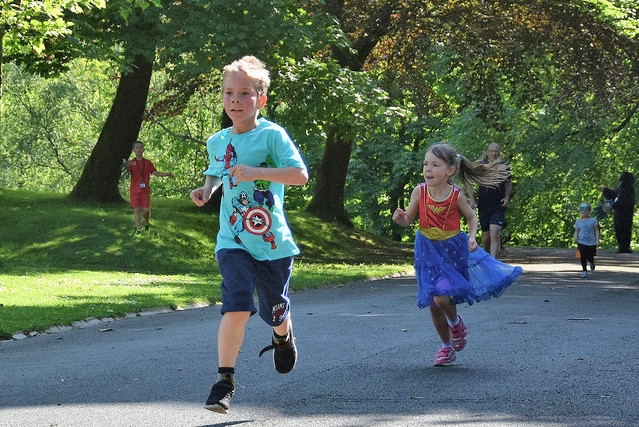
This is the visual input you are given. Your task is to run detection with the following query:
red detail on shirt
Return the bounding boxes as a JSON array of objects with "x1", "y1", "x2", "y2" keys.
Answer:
[{"x1": 418, "y1": 183, "x2": 461, "y2": 231}]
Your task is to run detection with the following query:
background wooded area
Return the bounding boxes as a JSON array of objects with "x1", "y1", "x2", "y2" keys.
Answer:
[{"x1": 1, "y1": 0, "x2": 638, "y2": 248}]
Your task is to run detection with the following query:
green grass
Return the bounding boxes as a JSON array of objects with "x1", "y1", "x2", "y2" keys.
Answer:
[{"x1": 0, "y1": 189, "x2": 413, "y2": 339}]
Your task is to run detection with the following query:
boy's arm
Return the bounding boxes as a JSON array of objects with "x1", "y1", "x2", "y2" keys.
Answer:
[
  {"x1": 153, "y1": 171, "x2": 174, "y2": 178},
  {"x1": 230, "y1": 165, "x2": 308, "y2": 186}
]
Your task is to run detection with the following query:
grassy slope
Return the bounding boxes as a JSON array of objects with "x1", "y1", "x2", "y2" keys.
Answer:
[{"x1": 0, "y1": 189, "x2": 413, "y2": 338}]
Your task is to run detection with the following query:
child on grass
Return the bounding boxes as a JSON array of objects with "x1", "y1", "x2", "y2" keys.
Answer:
[{"x1": 125, "y1": 141, "x2": 173, "y2": 235}]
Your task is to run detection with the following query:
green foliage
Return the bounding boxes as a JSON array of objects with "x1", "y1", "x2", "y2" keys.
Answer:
[
  {"x1": 1, "y1": 0, "x2": 107, "y2": 57},
  {"x1": 272, "y1": 57, "x2": 389, "y2": 197},
  {"x1": 2, "y1": 0, "x2": 639, "y2": 251},
  {"x1": 0, "y1": 61, "x2": 115, "y2": 192}
]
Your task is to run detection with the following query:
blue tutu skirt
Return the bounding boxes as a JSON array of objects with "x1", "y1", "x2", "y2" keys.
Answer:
[
  {"x1": 414, "y1": 231, "x2": 522, "y2": 308},
  {"x1": 468, "y1": 245, "x2": 523, "y2": 301}
]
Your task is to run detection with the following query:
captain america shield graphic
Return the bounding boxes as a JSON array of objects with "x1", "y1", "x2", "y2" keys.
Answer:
[{"x1": 243, "y1": 206, "x2": 272, "y2": 235}]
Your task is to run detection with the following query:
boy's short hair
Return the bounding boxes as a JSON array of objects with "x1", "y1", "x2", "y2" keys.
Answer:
[{"x1": 223, "y1": 56, "x2": 271, "y2": 95}]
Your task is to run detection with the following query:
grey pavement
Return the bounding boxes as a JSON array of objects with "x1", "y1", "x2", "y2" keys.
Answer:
[{"x1": 1, "y1": 248, "x2": 638, "y2": 427}]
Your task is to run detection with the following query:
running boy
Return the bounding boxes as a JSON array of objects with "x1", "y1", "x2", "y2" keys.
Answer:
[{"x1": 190, "y1": 56, "x2": 308, "y2": 414}]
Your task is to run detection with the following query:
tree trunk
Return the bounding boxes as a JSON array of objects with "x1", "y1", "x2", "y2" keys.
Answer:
[
  {"x1": 306, "y1": 131, "x2": 353, "y2": 227},
  {"x1": 308, "y1": 0, "x2": 393, "y2": 226},
  {"x1": 69, "y1": 55, "x2": 153, "y2": 202}
]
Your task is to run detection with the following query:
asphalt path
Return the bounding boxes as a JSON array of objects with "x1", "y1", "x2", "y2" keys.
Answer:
[{"x1": 1, "y1": 248, "x2": 638, "y2": 427}]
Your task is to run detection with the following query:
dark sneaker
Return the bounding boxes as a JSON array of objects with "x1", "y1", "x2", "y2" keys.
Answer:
[
  {"x1": 259, "y1": 329, "x2": 297, "y2": 374},
  {"x1": 589, "y1": 261, "x2": 595, "y2": 271},
  {"x1": 133, "y1": 228, "x2": 143, "y2": 236},
  {"x1": 144, "y1": 222, "x2": 150, "y2": 231},
  {"x1": 204, "y1": 378, "x2": 235, "y2": 414}
]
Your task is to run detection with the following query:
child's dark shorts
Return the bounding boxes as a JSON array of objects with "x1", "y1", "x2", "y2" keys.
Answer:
[{"x1": 216, "y1": 248, "x2": 293, "y2": 326}]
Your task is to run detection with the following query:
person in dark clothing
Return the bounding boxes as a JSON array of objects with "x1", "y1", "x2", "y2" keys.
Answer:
[
  {"x1": 465, "y1": 143, "x2": 513, "y2": 259},
  {"x1": 599, "y1": 171, "x2": 636, "y2": 253}
]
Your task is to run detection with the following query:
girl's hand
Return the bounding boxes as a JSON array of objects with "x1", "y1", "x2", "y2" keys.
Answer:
[
  {"x1": 468, "y1": 238, "x2": 478, "y2": 252},
  {"x1": 392, "y1": 208, "x2": 407, "y2": 225}
]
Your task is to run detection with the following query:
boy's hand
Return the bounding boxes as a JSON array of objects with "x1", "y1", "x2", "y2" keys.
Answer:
[
  {"x1": 468, "y1": 238, "x2": 478, "y2": 252},
  {"x1": 190, "y1": 188, "x2": 210, "y2": 207},
  {"x1": 229, "y1": 164, "x2": 257, "y2": 184}
]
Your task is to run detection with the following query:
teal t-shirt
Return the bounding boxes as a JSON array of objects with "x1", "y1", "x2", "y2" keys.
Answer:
[{"x1": 203, "y1": 118, "x2": 306, "y2": 261}]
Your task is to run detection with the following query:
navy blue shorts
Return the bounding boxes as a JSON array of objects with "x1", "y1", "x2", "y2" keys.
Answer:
[
  {"x1": 478, "y1": 207, "x2": 506, "y2": 232},
  {"x1": 216, "y1": 249, "x2": 293, "y2": 326}
]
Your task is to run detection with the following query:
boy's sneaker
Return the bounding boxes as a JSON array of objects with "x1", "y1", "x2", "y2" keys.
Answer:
[
  {"x1": 581, "y1": 271, "x2": 588, "y2": 278},
  {"x1": 259, "y1": 329, "x2": 297, "y2": 374},
  {"x1": 589, "y1": 261, "x2": 595, "y2": 271},
  {"x1": 204, "y1": 378, "x2": 235, "y2": 414},
  {"x1": 450, "y1": 315, "x2": 467, "y2": 351},
  {"x1": 144, "y1": 223, "x2": 150, "y2": 231},
  {"x1": 133, "y1": 228, "x2": 143, "y2": 236},
  {"x1": 433, "y1": 346, "x2": 456, "y2": 366}
]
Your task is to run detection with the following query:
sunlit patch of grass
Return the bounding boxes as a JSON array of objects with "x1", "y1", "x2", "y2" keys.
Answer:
[
  {"x1": 0, "y1": 189, "x2": 413, "y2": 339},
  {"x1": 293, "y1": 263, "x2": 413, "y2": 289},
  {"x1": 0, "y1": 271, "x2": 221, "y2": 337}
]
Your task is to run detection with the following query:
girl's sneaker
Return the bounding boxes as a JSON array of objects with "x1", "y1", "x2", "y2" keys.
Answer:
[
  {"x1": 450, "y1": 315, "x2": 467, "y2": 351},
  {"x1": 433, "y1": 346, "x2": 456, "y2": 366}
]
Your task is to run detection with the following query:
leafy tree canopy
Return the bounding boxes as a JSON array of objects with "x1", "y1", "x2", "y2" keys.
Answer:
[{"x1": 2, "y1": 0, "x2": 106, "y2": 56}]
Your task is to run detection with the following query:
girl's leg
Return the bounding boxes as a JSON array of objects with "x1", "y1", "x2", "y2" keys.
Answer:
[
  {"x1": 585, "y1": 245, "x2": 596, "y2": 270},
  {"x1": 430, "y1": 296, "x2": 457, "y2": 343},
  {"x1": 430, "y1": 297, "x2": 459, "y2": 365},
  {"x1": 430, "y1": 304, "x2": 450, "y2": 344}
]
